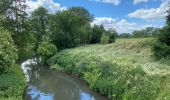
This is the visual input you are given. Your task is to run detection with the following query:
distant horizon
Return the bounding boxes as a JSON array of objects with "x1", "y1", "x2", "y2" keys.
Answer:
[{"x1": 26, "y1": 0, "x2": 170, "y2": 33}]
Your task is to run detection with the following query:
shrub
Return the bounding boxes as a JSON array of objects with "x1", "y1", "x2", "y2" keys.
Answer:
[
  {"x1": 0, "y1": 64, "x2": 26, "y2": 100},
  {"x1": 109, "y1": 32, "x2": 115, "y2": 43},
  {"x1": 0, "y1": 28, "x2": 18, "y2": 73},
  {"x1": 37, "y1": 42, "x2": 57, "y2": 65},
  {"x1": 152, "y1": 9, "x2": 170, "y2": 59},
  {"x1": 152, "y1": 42, "x2": 170, "y2": 59},
  {"x1": 100, "y1": 31, "x2": 116, "y2": 44},
  {"x1": 90, "y1": 25, "x2": 105, "y2": 44},
  {"x1": 100, "y1": 34, "x2": 109, "y2": 44}
]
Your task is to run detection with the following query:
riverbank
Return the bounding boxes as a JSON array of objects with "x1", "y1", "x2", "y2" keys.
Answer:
[
  {"x1": 50, "y1": 38, "x2": 170, "y2": 100},
  {"x1": 0, "y1": 64, "x2": 26, "y2": 100}
]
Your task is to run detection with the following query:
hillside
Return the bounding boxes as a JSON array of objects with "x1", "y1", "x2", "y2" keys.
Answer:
[{"x1": 50, "y1": 38, "x2": 170, "y2": 100}]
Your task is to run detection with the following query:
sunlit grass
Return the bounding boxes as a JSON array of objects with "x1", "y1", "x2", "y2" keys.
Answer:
[{"x1": 51, "y1": 38, "x2": 170, "y2": 100}]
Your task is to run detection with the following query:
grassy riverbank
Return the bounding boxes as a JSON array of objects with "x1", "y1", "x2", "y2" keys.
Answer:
[
  {"x1": 0, "y1": 65, "x2": 26, "y2": 100},
  {"x1": 50, "y1": 38, "x2": 170, "y2": 100}
]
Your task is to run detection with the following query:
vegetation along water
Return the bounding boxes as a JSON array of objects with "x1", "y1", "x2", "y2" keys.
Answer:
[{"x1": 0, "y1": 0, "x2": 170, "y2": 100}]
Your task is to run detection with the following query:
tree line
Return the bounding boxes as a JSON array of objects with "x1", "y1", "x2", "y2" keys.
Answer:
[
  {"x1": 118, "y1": 27, "x2": 160, "y2": 38},
  {"x1": 0, "y1": 0, "x2": 116, "y2": 68}
]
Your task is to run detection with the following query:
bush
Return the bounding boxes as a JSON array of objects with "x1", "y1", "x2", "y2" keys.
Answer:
[
  {"x1": 90, "y1": 25, "x2": 105, "y2": 44},
  {"x1": 37, "y1": 42, "x2": 57, "y2": 65},
  {"x1": 100, "y1": 31, "x2": 116, "y2": 44},
  {"x1": 0, "y1": 28, "x2": 18, "y2": 73},
  {"x1": 152, "y1": 42, "x2": 170, "y2": 59},
  {"x1": 109, "y1": 32, "x2": 115, "y2": 43},
  {"x1": 100, "y1": 34, "x2": 109, "y2": 44},
  {"x1": 152, "y1": 9, "x2": 170, "y2": 59},
  {"x1": 0, "y1": 64, "x2": 26, "y2": 100}
]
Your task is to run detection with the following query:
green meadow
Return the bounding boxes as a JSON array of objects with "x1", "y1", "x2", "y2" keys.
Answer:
[{"x1": 51, "y1": 38, "x2": 170, "y2": 100}]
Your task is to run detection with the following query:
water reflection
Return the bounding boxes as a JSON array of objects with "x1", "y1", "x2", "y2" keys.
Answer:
[{"x1": 22, "y1": 60, "x2": 108, "y2": 100}]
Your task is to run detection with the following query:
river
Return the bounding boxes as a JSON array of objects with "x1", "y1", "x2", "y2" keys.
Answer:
[{"x1": 21, "y1": 59, "x2": 108, "y2": 100}]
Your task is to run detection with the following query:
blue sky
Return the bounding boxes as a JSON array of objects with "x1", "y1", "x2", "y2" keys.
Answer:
[{"x1": 26, "y1": 0, "x2": 170, "y2": 33}]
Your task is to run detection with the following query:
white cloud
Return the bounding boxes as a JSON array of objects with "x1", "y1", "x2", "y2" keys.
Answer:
[
  {"x1": 134, "y1": 0, "x2": 149, "y2": 5},
  {"x1": 95, "y1": 0, "x2": 121, "y2": 5},
  {"x1": 91, "y1": 17, "x2": 155, "y2": 33},
  {"x1": 26, "y1": 0, "x2": 66, "y2": 13},
  {"x1": 128, "y1": 0, "x2": 170, "y2": 20}
]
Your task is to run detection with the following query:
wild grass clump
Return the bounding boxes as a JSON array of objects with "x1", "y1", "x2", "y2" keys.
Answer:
[{"x1": 50, "y1": 38, "x2": 170, "y2": 100}]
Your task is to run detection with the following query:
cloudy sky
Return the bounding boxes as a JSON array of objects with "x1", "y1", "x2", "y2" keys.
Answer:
[{"x1": 26, "y1": 0, "x2": 170, "y2": 33}]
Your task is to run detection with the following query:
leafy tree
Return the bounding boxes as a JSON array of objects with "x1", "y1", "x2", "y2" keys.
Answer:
[
  {"x1": 37, "y1": 42, "x2": 57, "y2": 65},
  {"x1": 100, "y1": 29, "x2": 116, "y2": 44},
  {"x1": 69, "y1": 7, "x2": 94, "y2": 24},
  {"x1": 49, "y1": 7, "x2": 93, "y2": 49},
  {"x1": 132, "y1": 27, "x2": 160, "y2": 38},
  {"x1": 107, "y1": 29, "x2": 117, "y2": 43},
  {"x1": 0, "y1": 28, "x2": 17, "y2": 73},
  {"x1": 118, "y1": 33, "x2": 132, "y2": 38},
  {"x1": 0, "y1": 0, "x2": 32, "y2": 62},
  {"x1": 78, "y1": 23, "x2": 92, "y2": 44},
  {"x1": 100, "y1": 34, "x2": 110, "y2": 44},
  {"x1": 152, "y1": 8, "x2": 170, "y2": 59},
  {"x1": 29, "y1": 6, "x2": 49, "y2": 56},
  {"x1": 91, "y1": 25, "x2": 105, "y2": 44}
]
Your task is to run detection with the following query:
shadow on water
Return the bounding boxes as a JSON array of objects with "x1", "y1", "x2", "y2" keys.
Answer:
[{"x1": 22, "y1": 60, "x2": 108, "y2": 100}]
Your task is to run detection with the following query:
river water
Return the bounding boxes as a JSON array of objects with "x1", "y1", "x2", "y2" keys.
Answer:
[{"x1": 22, "y1": 60, "x2": 108, "y2": 100}]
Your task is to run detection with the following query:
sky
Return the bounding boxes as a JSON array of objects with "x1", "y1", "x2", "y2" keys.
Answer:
[{"x1": 26, "y1": 0, "x2": 170, "y2": 33}]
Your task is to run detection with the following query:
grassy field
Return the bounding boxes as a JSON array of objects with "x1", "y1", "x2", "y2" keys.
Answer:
[
  {"x1": 50, "y1": 38, "x2": 170, "y2": 100},
  {"x1": 0, "y1": 65, "x2": 26, "y2": 100}
]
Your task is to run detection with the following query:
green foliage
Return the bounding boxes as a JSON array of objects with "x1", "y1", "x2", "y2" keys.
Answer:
[
  {"x1": 50, "y1": 38, "x2": 170, "y2": 100},
  {"x1": 49, "y1": 7, "x2": 93, "y2": 49},
  {"x1": 29, "y1": 6, "x2": 49, "y2": 53},
  {"x1": 0, "y1": 0, "x2": 30, "y2": 62},
  {"x1": 0, "y1": 64, "x2": 26, "y2": 100},
  {"x1": 100, "y1": 29, "x2": 116, "y2": 44},
  {"x1": 152, "y1": 42, "x2": 170, "y2": 59},
  {"x1": 118, "y1": 33, "x2": 132, "y2": 38},
  {"x1": 152, "y1": 9, "x2": 170, "y2": 59},
  {"x1": 132, "y1": 27, "x2": 160, "y2": 38},
  {"x1": 79, "y1": 24, "x2": 92, "y2": 44},
  {"x1": 69, "y1": 7, "x2": 94, "y2": 24},
  {"x1": 38, "y1": 42, "x2": 57, "y2": 65},
  {"x1": 90, "y1": 25, "x2": 105, "y2": 44},
  {"x1": 100, "y1": 34, "x2": 109, "y2": 44},
  {"x1": 0, "y1": 29, "x2": 17, "y2": 73}
]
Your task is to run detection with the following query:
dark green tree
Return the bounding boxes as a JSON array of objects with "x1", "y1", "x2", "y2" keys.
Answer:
[
  {"x1": 118, "y1": 33, "x2": 132, "y2": 38},
  {"x1": 90, "y1": 25, "x2": 105, "y2": 44},
  {"x1": 49, "y1": 7, "x2": 93, "y2": 49},
  {"x1": 152, "y1": 8, "x2": 170, "y2": 59},
  {"x1": 29, "y1": 6, "x2": 49, "y2": 55},
  {"x1": 0, "y1": 28, "x2": 18, "y2": 73},
  {"x1": 0, "y1": 0, "x2": 32, "y2": 62}
]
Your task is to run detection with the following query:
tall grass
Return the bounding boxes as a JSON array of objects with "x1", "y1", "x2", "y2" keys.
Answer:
[{"x1": 50, "y1": 38, "x2": 170, "y2": 100}]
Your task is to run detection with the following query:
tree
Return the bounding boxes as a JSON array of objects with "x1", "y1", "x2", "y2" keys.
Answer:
[
  {"x1": 100, "y1": 29, "x2": 116, "y2": 44},
  {"x1": 69, "y1": 7, "x2": 94, "y2": 24},
  {"x1": 29, "y1": 6, "x2": 49, "y2": 55},
  {"x1": 132, "y1": 27, "x2": 161, "y2": 38},
  {"x1": 107, "y1": 29, "x2": 117, "y2": 43},
  {"x1": 37, "y1": 42, "x2": 57, "y2": 65},
  {"x1": 0, "y1": 28, "x2": 18, "y2": 73},
  {"x1": 78, "y1": 23, "x2": 92, "y2": 44},
  {"x1": 0, "y1": 0, "x2": 32, "y2": 62},
  {"x1": 49, "y1": 7, "x2": 94, "y2": 49},
  {"x1": 152, "y1": 8, "x2": 170, "y2": 59},
  {"x1": 90, "y1": 25, "x2": 105, "y2": 44},
  {"x1": 118, "y1": 33, "x2": 132, "y2": 38}
]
